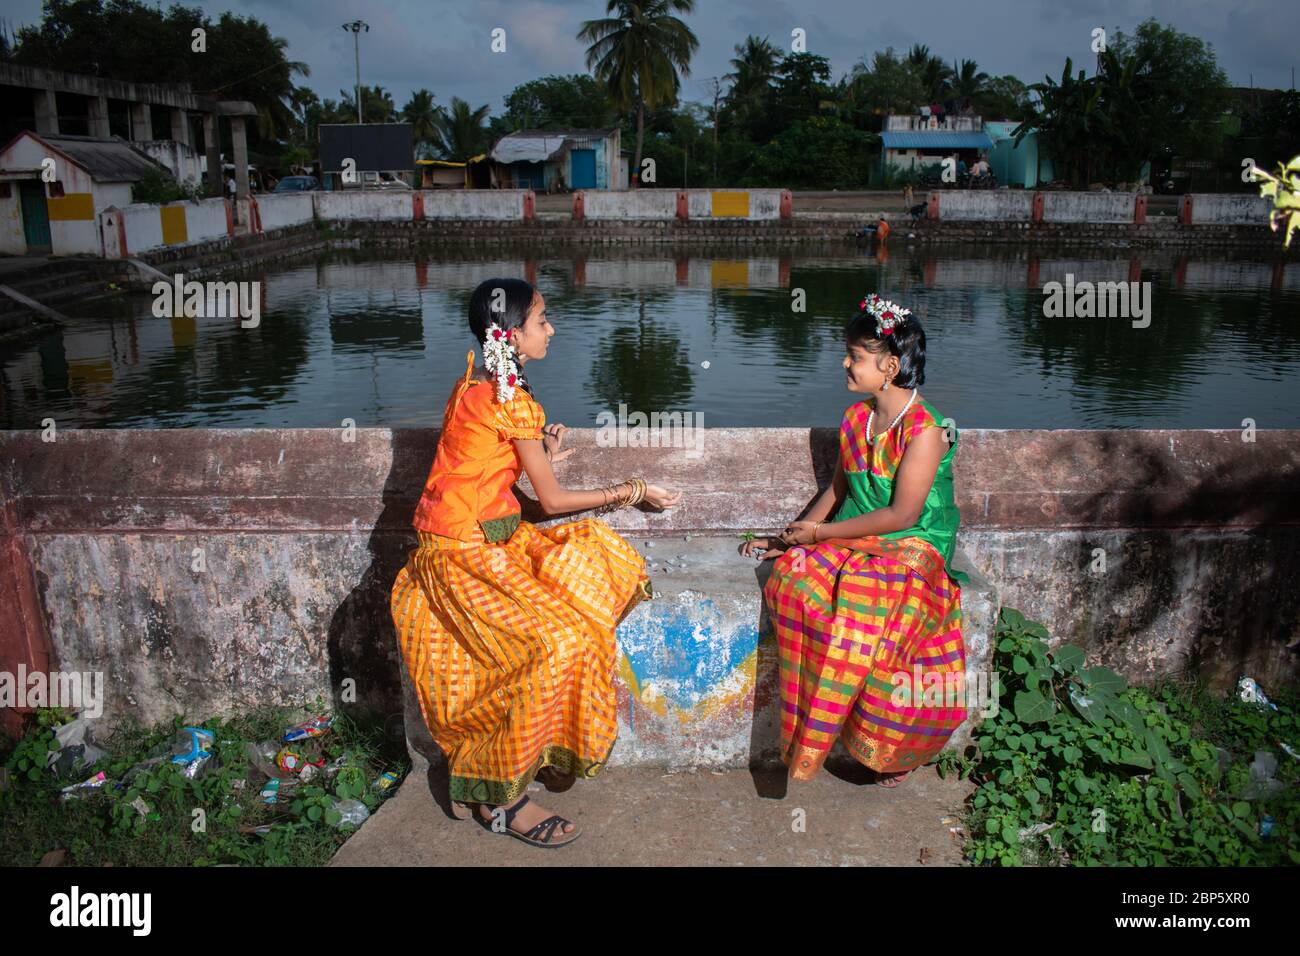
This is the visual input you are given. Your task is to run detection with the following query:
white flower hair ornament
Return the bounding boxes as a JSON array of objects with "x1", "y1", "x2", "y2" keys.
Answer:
[
  {"x1": 482, "y1": 322, "x2": 519, "y2": 402},
  {"x1": 857, "y1": 293, "x2": 911, "y2": 336}
]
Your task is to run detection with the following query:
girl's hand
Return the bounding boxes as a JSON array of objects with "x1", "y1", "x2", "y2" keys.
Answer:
[
  {"x1": 543, "y1": 424, "x2": 573, "y2": 463},
  {"x1": 739, "y1": 536, "x2": 785, "y2": 560},
  {"x1": 779, "y1": 520, "x2": 822, "y2": 547},
  {"x1": 643, "y1": 484, "x2": 682, "y2": 510}
]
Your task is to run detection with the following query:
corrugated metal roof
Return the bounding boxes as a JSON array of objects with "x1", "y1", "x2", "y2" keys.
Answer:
[
  {"x1": 491, "y1": 132, "x2": 569, "y2": 165},
  {"x1": 9, "y1": 133, "x2": 166, "y2": 182},
  {"x1": 880, "y1": 131, "x2": 995, "y2": 149}
]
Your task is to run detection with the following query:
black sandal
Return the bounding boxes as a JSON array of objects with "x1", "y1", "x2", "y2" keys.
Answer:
[{"x1": 476, "y1": 794, "x2": 581, "y2": 848}]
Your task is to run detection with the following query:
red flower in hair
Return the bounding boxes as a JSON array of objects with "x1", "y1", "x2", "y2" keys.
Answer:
[
  {"x1": 881, "y1": 327, "x2": 894, "y2": 335},
  {"x1": 882, "y1": 311, "x2": 894, "y2": 320},
  {"x1": 858, "y1": 298, "x2": 867, "y2": 311},
  {"x1": 507, "y1": 373, "x2": 517, "y2": 386},
  {"x1": 492, "y1": 328, "x2": 503, "y2": 339}
]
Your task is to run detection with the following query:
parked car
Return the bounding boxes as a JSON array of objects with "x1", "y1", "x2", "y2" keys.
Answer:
[
  {"x1": 274, "y1": 175, "x2": 319, "y2": 193},
  {"x1": 364, "y1": 171, "x2": 412, "y2": 190}
]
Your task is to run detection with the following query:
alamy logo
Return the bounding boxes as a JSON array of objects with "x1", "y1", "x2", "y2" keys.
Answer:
[
  {"x1": 595, "y1": 403, "x2": 704, "y2": 454},
  {"x1": 152, "y1": 272, "x2": 261, "y2": 328},
  {"x1": 49, "y1": 886, "x2": 151, "y2": 935},
  {"x1": 0, "y1": 666, "x2": 103, "y2": 718},
  {"x1": 1041, "y1": 273, "x2": 1151, "y2": 328}
]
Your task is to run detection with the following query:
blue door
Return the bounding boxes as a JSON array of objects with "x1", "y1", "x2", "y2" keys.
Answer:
[{"x1": 570, "y1": 149, "x2": 597, "y2": 189}]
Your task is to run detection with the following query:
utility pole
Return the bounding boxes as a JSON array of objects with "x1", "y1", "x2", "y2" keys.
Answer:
[
  {"x1": 706, "y1": 77, "x2": 723, "y2": 185},
  {"x1": 342, "y1": 20, "x2": 370, "y2": 123}
]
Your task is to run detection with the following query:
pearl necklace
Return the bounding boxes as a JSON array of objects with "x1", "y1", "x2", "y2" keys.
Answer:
[{"x1": 866, "y1": 388, "x2": 918, "y2": 442}]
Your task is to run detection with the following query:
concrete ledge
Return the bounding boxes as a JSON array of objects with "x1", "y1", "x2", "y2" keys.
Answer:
[{"x1": 1, "y1": 428, "x2": 1297, "y2": 757}]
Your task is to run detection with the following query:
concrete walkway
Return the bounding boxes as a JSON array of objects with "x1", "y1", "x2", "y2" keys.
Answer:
[{"x1": 329, "y1": 762, "x2": 974, "y2": 866}]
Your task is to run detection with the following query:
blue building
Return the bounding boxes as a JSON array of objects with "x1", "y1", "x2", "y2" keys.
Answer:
[
  {"x1": 880, "y1": 113, "x2": 993, "y2": 179},
  {"x1": 489, "y1": 128, "x2": 625, "y2": 191}
]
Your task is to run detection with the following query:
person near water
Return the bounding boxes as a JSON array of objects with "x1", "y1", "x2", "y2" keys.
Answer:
[
  {"x1": 742, "y1": 294, "x2": 968, "y2": 788},
  {"x1": 391, "y1": 277, "x2": 682, "y2": 847}
]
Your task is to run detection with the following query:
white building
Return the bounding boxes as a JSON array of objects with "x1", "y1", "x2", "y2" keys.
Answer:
[{"x1": 0, "y1": 131, "x2": 167, "y2": 256}]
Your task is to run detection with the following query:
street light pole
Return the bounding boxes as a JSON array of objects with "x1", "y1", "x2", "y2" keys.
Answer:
[{"x1": 342, "y1": 20, "x2": 370, "y2": 124}]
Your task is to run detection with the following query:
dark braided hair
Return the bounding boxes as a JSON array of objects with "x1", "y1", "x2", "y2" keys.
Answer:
[{"x1": 467, "y1": 277, "x2": 536, "y2": 396}]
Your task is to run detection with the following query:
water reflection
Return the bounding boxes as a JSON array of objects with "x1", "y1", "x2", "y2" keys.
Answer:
[{"x1": 1, "y1": 243, "x2": 1297, "y2": 429}]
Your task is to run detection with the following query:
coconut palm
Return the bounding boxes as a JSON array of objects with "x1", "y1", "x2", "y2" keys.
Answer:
[
  {"x1": 949, "y1": 59, "x2": 990, "y2": 107},
  {"x1": 727, "y1": 34, "x2": 780, "y2": 102},
  {"x1": 906, "y1": 44, "x2": 951, "y2": 102},
  {"x1": 401, "y1": 89, "x2": 443, "y2": 158},
  {"x1": 578, "y1": 0, "x2": 700, "y2": 185},
  {"x1": 435, "y1": 97, "x2": 491, "y2": 161}
]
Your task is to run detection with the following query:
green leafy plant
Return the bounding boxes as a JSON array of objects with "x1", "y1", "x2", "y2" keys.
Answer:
[
  {"x1": 1250, "y1": 155, "x2": 1300, "y2": 248},
  {"x1": 131, "y1": 165, "x2": 203, "y2": 205},
  {"x1": 960, "y1": 607, "x2": 1299, "y2": 866},
  {"x1": 0, "y1": 703, "x2": 406, "y2": 866}
]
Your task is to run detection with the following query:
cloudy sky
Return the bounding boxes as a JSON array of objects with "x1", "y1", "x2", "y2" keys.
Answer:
[{"x1": 5, "y1": 0, "x2": 1297, "y2": 112}]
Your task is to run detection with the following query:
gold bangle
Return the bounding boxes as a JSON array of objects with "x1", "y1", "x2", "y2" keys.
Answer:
[{"x1": 813, "y1": 520, "x2": 824, "y2": 542}]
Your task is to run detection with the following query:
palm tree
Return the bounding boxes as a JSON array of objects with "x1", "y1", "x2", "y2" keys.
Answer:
[
  {"x1": 401, "y1": 89, "x2": 443, "y2": 158},
  {"x1": 949, "y1": 59, "x2": 990, "y2": 108},
  {"x1": 578, "y1": 0, "x2": 699, "y2": 185},
  {"x1": 906, "y1": 44, "x2": 952, "y2": 103},
  {"x1": 727, "y1": 35, "x2": 779, "y2": 102},
  {"x1": 435, "y1": 97, "x2": 491, "y2": 161}
]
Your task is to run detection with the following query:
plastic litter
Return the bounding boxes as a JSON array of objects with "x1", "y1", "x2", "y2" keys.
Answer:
[
  {"x1": 59, "y1": 771, "x2": 107, "y2": 801},
  {"x1": 372, "y1": 771, "x2": 401, "y2": 793},
  {"x1": 1260, "y1": 815, "x2": 1276, "y2": 838},
  {"x1": 1238, "y1": 677, "x2": 1278, "y2": 711},
  {"x1": 1241, "y1": 750, "x2": 1284, "y2": 801},
  {"x1": 330, "y1": 798, "x2": 370, "y2": 828},
  {"x1": 276, "y1": 745, "x2": 325, "y2": 775},
  {"x1": 245, "y1": 739, "x2": 286, "y2": 780},
  {"x1": 282, "y1": 715, "x2": 333, "y2": 743},
  {"x1": 46, "y1": 716, "x2": 107, "y2": 777},
  {"x1": 260, "y1": 778, "x2": 280, "y2": 804},
  {"x1": 170, "y1": 727, "x2": 216, "y2": 779}
]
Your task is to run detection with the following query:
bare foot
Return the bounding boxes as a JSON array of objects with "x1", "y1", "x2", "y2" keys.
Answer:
[{"x1": 875, "y1": 768, "x2": 916, "y2": 788}]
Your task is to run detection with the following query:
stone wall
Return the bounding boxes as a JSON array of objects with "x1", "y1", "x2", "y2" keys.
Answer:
[{"x1": 1, "y1": 428, "x2": 1296, "y2": 766}]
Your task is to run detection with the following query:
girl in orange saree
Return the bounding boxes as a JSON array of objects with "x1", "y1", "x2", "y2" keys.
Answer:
[{"x1": 391, "y1": 278, "x2": 681, "y2": 847}]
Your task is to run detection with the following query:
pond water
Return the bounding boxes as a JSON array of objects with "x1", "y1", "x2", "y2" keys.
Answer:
[{"x1": 2, "y1": 243, "x2": 1298, "y2": 429}]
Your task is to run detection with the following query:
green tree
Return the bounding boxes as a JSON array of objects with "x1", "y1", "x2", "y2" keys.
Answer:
[
  {"x1": 578, "y1": 0, "x2": 700, "y2": 184},
  {"x1": 773, "y1": 52, "x2": 834, "y2": 126},
  {"x1": 748, "y1": 115, "x2": 877, "y2": 189},
  {"x1": 848, "y1": 48, "x2": 927, "y2": 123},
  {"x1": 501, "y1": 75, "x2": 617, "y2": 129},
  {"x1": 339, "y1": 85, "x2": 396, "y2": 124},
  {"x1": 1014, "y1": 57, "x2": 1102, "y2": 186},
  {"x1": 949, "y1": 58, "x2": 990, "y2": 106},
  {"x1": 1108, "y1": 19, "x2": 1231, "y2": 162},
  {"x1": 435, "y1": 97, "x2": 491, "y2": 161},
  {"x1": 401, "y1": 89, "x2": 443, "y2": 158},
  {"x1": 905, "y1": 44, "x2": 952, "y2": 102},
  {"x1": 977, "y1": 75, "x2": 1033, "y2": 120},
  {"x1": 727, "y1": 35, "x2": 780, "y2": 101}
]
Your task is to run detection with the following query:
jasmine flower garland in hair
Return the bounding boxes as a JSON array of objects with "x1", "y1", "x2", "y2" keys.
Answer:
[
  {"x1": 482, "y1": 322, "x2": 519, "y2": 402},
  {"x1": 857, "y1": 293, "x2": 911, "y2": 336}
]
